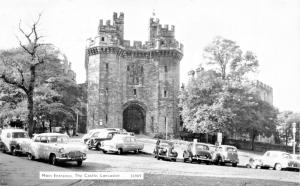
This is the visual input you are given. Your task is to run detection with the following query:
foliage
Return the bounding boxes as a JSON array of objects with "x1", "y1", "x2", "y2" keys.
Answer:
[
  {"x1": 180, "y1": 36, "x2": 278, "y2": 150},
  {"x1": 203, "y1": 36, "x2": 258, "y2": 80}
]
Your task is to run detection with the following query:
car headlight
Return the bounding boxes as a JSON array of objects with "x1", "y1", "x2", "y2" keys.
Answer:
[{"x1": 58, "y1": 148, "x2": 64, "y2": 153}]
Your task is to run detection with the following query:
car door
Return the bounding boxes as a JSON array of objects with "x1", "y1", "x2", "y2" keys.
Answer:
[
  {"x1": 262, "y1": 152, "x2": 271, "y2": 167},
  {"x1": 39, "y1": 136, "x2": 48, "y2": 159}
]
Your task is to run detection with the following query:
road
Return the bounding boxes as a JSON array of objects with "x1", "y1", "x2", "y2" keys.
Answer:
[{"x1": 0, "y1": 150, "x2": 299, "y2": 186}]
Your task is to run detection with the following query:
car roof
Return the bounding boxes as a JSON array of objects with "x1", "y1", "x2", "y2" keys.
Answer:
[
  {"x1": 265, "y1": 150, "x2": 290, "y2": 154},
  {"x1": 1, "y1": 129, "x2": 27, "y2": 133},
  {"x1": 35, "y1": 133, "x2": 68, "y2": 137}
]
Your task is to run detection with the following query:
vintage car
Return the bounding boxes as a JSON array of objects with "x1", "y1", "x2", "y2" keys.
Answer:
[
  {"x1": 81, "y1": 129, "x2": 107, "y2": 144},
  {"x1": 100, "y1": 134, "x2": 144, "y2": 154},
  {"x1": 183, "y1": 142, "x2": 212, "y2": 164},
  {"x1": 0, "y1": 128, "x2": 31, "y2": 155},
  {"x1": 25, "y1": 133, "x2": 88, "y2": 166},
  {"x1": 153, "y1": 140, "x2": 178, "y2": 161},
  {"x1": 246, "y1": 157, "x2": 262, "y2": 169},
  {"x1": 260, "y1": 151, "x2": 300, "y2": 171},
  {"x1": 87, "y1": 131, "x2": 118, "y2": 150},
  {"x1": 212, "y1": 145, "x2": 239, "y2": 167}
]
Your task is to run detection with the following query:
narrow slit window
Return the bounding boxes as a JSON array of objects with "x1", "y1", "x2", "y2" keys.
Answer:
[
  {"x1": 105, "y1": 88, "x2": 108, "y2": 95},
  {"x1": 133, "y1": 89, "x2": 137, "y2": 96},
  {"x1": 164, "y1": 90, "x2": 167, "y2": 97},
  {"x1": 105, "y1": 63, "x2": 109, "y2": 71},
  {"x1": 101, "y1": 37, "x2": 105, "y2": 41},
  {"x1": 164, "y1": 66, "x2": 168, "y2": 73},
  {"x1": 105, "y1": 114, "x2": 108, "y2": 123}
]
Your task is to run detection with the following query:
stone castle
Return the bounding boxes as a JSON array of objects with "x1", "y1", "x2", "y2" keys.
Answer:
[{"x1": 85, "y1": 12, "x2": 183, "y2": 134}]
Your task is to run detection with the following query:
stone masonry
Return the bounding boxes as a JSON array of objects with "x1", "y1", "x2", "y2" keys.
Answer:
[{"x1": 85, "y1": 12, "x2": 183, "y2": 134}]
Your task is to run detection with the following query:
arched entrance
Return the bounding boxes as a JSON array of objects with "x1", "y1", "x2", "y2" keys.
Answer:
[{"x1": 123, "y1": 102, "x2": 146, "y2": 134}]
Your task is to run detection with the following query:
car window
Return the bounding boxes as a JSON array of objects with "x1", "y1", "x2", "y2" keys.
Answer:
[
  {"x1": 40, "y1": 136, "x2": 48, "y2": 143},
  {"x1": 195, "y1": 144, "x2": 209, "y2": 151},
  {"x1": 265, "y1": 152, "x2": 270, "y2": 157},
  {"x1": 12, "y1": 132, "x2": 29, "y2": 138},
  {"x1": 270, "y1": 153, "x2": 278, "y2": 158},
  {"x1": 130, "y1": 137, "x2": 136, "y2": 142},
  {"x1": 7, "y1": 133, "x2": 11, "y2": 138},
  {"x1": 92, "y1": 132, "x2": 100, "y2": 137},
  {"x1": 282, "y1": 153, "x2": 292, "y2": 159},
  {"x1": 34, "y1": 136, "x2": 41, "y2": 142},
  {"x1": 226, "y1": 147, "x2": 237, "y2": 152}
]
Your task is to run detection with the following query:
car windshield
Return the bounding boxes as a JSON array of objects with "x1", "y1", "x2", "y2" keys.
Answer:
[
  {"x1": 282, "y1": 153, "x2": 292, "y2": 159},
  {"x1": 195, "y1": 144, "x2": 209, "y2": 151},
  {"x1": 12, "y1": 132, "x2": 29, "y2": 138},
  {"x1": 226, "y1": 147, "x2": 237, "y2": 152},
  {"x1": 48, "y1": 136, "x2": 69, "y2": 143}
]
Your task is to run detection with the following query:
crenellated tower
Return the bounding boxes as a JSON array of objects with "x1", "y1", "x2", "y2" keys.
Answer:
[{"x1": 85, "y1": 12, "x2": 183, "y2": 135}]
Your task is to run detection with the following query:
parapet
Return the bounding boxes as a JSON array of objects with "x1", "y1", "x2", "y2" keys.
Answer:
[
  {"x1": 254, "y1": 80, "x2": 273, "y2": 92},
  {"x1": 149, "y1": 17, "x2": 175, "y2": 40},
  {"x1": 98, "y1": 12, "x2": 124, "y2": 35}
]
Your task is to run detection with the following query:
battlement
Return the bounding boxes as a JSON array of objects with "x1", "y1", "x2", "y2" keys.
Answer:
[
  {"x1": 98, "y1": 12, "x2": 124, "y2": 41},
  {"x1": 149, "y1": 17, "x2": 175, "y2": 39},
  {"x1": 254, "y1": 80, "x2": 273, "y2": 92}
]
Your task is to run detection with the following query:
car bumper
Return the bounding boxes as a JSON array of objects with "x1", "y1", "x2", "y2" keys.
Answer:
[
  {"x1": 192, "y1": 155, "x2": 212, "y2": 161},
  {"x1": 57, "y1": 153, "x2": 87, "y2": 162}
]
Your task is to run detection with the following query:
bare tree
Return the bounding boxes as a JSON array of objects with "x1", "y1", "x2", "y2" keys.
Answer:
[{"x1": 0, "y1": 14, "x2": 46, "y2": 136}]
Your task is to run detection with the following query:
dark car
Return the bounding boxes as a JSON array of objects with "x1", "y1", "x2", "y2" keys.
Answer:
[
  {"x1": 153, "y1": 140, "x2": 178, "y2": 161},
  {"x1": 183, "y1": 142, "x2": 212, "y2": 164},
  {"x1": 212, "y1": 145, "x2": 239, "y2": 167},
  {"x1": 87, "y1": 131, "x2": 118, "y2": 150}
]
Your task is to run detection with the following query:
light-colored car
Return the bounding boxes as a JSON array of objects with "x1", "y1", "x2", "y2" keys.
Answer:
[
  {"x1": 212, "y1": 145, "x2": 239, "y2": 167},
  {"x1": 260, "y1": 151, "x2": 299, "y2": 171},
  {"x1": 0, "y1": 128, "x2": 31, "y2": 155},
  {"x1": 25, "y1": 133, "x2": 87, "y2": 166},
  {"x1": 100, "y1": 134, "x2": 144, "y2": 154}
]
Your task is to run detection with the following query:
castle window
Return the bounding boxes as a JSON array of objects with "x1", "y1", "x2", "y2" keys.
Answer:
[
  {"x1": 164, "y1": 89, "x2": 167, "y2": 97},
  {"x1": 127, "y1": 65, "x2": 130, "y2": 71},
  {"x1": 141, "y1": 66, "x2": 143, "y2": 73},
  {"x1": 105, "y1": 88, "x2": 108, "y2": 95},
  {"x1": 101, "y1": 37, "x2": 105, "y2": 41},
  {"x1": 133, "y1": 89, "x2": 137, "y2": 96},
  {"x1": 136, "y1": 77, "x2": 139, "y2": 84},
  {"x1": 105, "y1": 114, "x2": 108, "y2": 123},
  {"x1": 151, "y1": 116, "x2": 154, "y2": 132},
  {"x1": 164, "y1": 66, "x2": 168, "y2": 73},
  {"x1": 105, "y1": 63, "x2": 109, "y2": 71},
  {"x1": 161, "y1": 41, "x2": 164, "y2": 45}
]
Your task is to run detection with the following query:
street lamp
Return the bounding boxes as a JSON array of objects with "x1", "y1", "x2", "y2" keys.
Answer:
[{"x1": 292, "y1": 122, "x2": 296, "y2": 154}]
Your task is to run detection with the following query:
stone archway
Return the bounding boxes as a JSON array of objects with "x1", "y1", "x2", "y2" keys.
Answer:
[{"x1": 123, "y1": 101, "x2": 146, "y2": 134}]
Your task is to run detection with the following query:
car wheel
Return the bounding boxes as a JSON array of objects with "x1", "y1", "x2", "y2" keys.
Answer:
[
  {"x1": 255, "y1": 165, "x2": 261, "y2": 169},
  {"x1": 117, "y1": 148, "x2": 123, "y2": 155},
  {"x1": 11, "y1": 147, "x2": 17, "y2": 156},
  {"x1": 96, "y1": 143, "x2": 101, "y2": 151},
  {"x1": 274, "y1": 163, "x2": 282, "y2": 171},
  {"x1": 28, "y1": 153, "x2": 35, "y2": 160},
  {"x1": 206, "y1": 161, "x2": 211, "y2": 165},
  {"x1": 189, "y1": 157, "x2": 193, "y2": 163},
  {"x1": 232, "y1": 163, "x2": 237, "y2": 167},
  {"x1": 157, "y1": 155, "x2": 160, "y2": 160},
  {"x1": 172, "y1": 158, "x2": 176, "y2": 162},
  {"x1": 49, "y1": 154, "x2": 57, "y2": 166},
  {"x1": 246, "y1": 164, "x2": 251, "y2": 168},
  {"x1": 102, "y1": 150, "x2": 107, "y2": 154},
  {"x1": 77, "y1": 160, "x2": 83, "y2": 166}
]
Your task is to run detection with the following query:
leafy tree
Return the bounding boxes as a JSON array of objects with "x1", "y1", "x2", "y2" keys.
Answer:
[
  {"x1": 203, "y1": 36, "x2": 258, "y2": 81},
  {"x1": 0, "y1": 15, "x2": 48, "y2": 136},
  {"x1": 180, "y1": 36, "x2": 278, "y2": 149},
  {"x1": 277, "y1": 111, "x2": 300, "y2": 149}
]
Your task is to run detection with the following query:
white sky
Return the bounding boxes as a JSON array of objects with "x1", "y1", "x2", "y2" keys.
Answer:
[{"x1": 0, "y1": 0, "x2": 299, "y2": 113}]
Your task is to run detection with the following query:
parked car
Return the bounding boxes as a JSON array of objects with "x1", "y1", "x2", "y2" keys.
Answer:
[
  {"x1": 246, "y1": 157, "x2": 262, "y2": 169},
  {"x1": 289, "y1": 154, "x2": 300, "y2": 171},
  {"x1": 0, "y1": 128, "x2": 31, "y2": 155},
  {"x1": 87, "y1": 131, "x2": 118, "y2": 150},
  {"x1": 260, "y1": 151, "x2": 300, "y2": 171},
  {"x1": 183, "y1": 142, "x2": 212, "y2": 164},
  {"x1": 24, "y1": 133, "x2": 87, "y2": 166},
  {"x1": 153, "y1": 140, "x2": 178, "y2": 161},
  {"x1": 212, "y1": 145, "x2": 239, "y2": 167},
  {"x1": 81, "y1": 129, "x2": 107, "y2": 144},
  {"x1": 100, "y1": 134, "x2": 143, "y2": 154}
]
